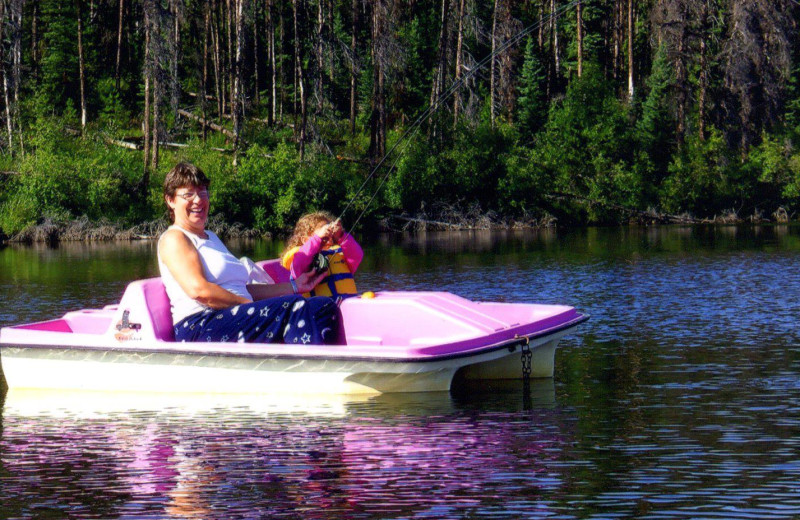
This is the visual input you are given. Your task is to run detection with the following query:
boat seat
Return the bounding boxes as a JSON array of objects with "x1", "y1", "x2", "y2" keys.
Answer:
[
  {"x1": 257, "y1": 259, "x2": 290, "y2": 283},
  {"x1": 108, "y1": 260, "x2": 290, "y2": 343},
  {"x1": 108, "y1": 277, "x2": 175, "y2": 342}
]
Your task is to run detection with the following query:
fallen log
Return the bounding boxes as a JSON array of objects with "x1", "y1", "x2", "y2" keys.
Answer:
[
  {"x1": 159, "y1": 141, "x2": 233, "y2": 154},
  {"x1": 336, "y1": 155, "x2": 369, "y2": 164},
  {"x1": 185, "y1": 91, "x2": 217, "y2": 101},
  {"x1": 104, "y1": 136, "x2": 140, "y2": 150},
  {"x1": 177, "y1": 109, "x2": 237, "y2": 141}
]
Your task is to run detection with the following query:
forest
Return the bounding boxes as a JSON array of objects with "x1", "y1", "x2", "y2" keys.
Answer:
[{"x1": 0, "y1": 0, "x2": 798, "y2": 241}]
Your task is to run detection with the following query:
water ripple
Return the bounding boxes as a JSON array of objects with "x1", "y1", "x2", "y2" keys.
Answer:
[{"x1": 2, "y1": 227, "x2": 800, "y2": 518}]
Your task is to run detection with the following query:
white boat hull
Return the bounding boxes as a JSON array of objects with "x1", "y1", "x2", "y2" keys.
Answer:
[{"x1": 0, "y1": 327, "x2": 572, "y2": 394}]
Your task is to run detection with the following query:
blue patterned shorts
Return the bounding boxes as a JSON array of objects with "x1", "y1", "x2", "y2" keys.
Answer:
[{"x1": 174, "y1": 295, "x2": 339, "y2": 345}]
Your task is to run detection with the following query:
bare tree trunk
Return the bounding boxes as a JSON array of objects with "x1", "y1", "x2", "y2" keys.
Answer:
[
  {"x1": 278, "y1": 7, "x2": 284, "y2": 120},
  {"x1": 675, "y1": 34, "x2": 686, "y2": 144},
  {"x1": 77, "y1": 0, "x2": 87, "y2": 132},
  {"x1": 226, "y1": 0, "x2": 234, "y2": 114},
  {"x1": 10, "y1": 0, "x2": 22, "y2": 154},
  {"x1": 627, "y1": 0, "x2": 634, "y2": 100},
  {"x1": 316, "y1": 0, "x2": 324, "y2": 114},
  {"x1": 327, "y1": 0, "x2": 334, "y2": 81},
  {"x1": 0, "y1": 0, "x2": 12, "y2": 153},
  {"x1": 576, "y1": 0, "x2": 582, "y2": 78},
  {"x1": 292, "y1": 0, "x2": 298, "y2": 129},
  {"x1": 232, "y1": 0, "x2": 245, "y2": 152},
  {"x1": 152, "y1": 71, "x2": 160, "y2": 170},
  {"x1": 202, "y1": 4, "x2": 210, "y2": 141},
  {"x1": 266, "y1": 0, "x2": 275, "y2": 124},
  {"x1": 143, "y1": 12, "x2": 151, "y2": 188},
  {"x1": 171, "y1": 0, "x2": 181, "y2": 122},
  {"x1": 253, "y1": 1, "x2": 259, "y2": 106},
  {"x1": 430, "y1": 0, "x2": 450, "y2": 113},
  {"x1": 211, "y1": 1, "x2": 223, "y2": 119},
  {"x1": 537, "y1": 0, "x2": 544, "y2": 49},
  {"x1": 368, "y1": 0, "x2": 386, "y2": 159},
  {"x1": 2, "y1": 74, "x2": 11, "y2": 154},
  {"x1": 697, "y1": 0, "x2": 708, "y2": 141},
  {"x1": 116, "y1": 0, "x2": 124, "y2": 89},
  {"x1": 453, "y1": 0, "x2": 466, "y2": 126},
  {"x1": 143, "y1": 0, "x2": 162, "y2": 172},
  {"x1": 552, "y1": 0, "x2": 559, "y2": 77},
  {"x1": 490, "y1": 0, "x2": 498, "y2": 125},
  {"x1": 31, "y1": 1, "x2": 38, "y2": 69},
  {"x1": 293, "y1": 0, "x2": 307, "y2": 157},
  {"x1": 349, "y1": 0, "x2": 357, "y2": 134},
  {"x1": 613, "y1": 0, "x2": 620, "y2": 80}
]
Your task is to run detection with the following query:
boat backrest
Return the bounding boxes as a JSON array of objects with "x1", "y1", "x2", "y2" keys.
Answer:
[
  {"x1": 106, "y1": 277, "x2": 175, "y2": 342},
  {"x1": 257, "y1": 259, "x2": 290, "y2": 283},
  {"x1": 104, "y1": 260, "x2": 288, "y2": 343}
]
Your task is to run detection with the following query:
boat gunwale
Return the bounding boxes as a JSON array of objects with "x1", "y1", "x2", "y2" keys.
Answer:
[{"x1": 1, "y1": 314, "x2": 588, "y2": 364}]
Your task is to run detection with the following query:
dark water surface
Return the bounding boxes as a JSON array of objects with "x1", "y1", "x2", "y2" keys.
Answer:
[{"x1": 1, "y1": 226, "x2": 799, "y2": 519}]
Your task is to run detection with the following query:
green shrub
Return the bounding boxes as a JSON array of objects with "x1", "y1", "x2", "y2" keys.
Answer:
[{"x1": 659, "y1": 127, "x2": 738, "y2": 216}]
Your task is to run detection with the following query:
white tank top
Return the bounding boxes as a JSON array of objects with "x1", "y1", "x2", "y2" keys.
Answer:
[{"x1": 158, "y1": 226, "x2": 251, "y2": 324}]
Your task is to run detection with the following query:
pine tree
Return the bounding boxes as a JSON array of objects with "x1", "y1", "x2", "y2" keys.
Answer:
[
  {"x1": 40, "y1": 0, "x2": 79, "y2": 110},
  {"x1": 516, "y1": 36, "x2": 546, "y2": 139},
  {"x1": 787, "y1": 63, "x2": 800, "y2": 141},
  {"x1": 636, "y1": 44, "x2": 675, "y2": 195}
]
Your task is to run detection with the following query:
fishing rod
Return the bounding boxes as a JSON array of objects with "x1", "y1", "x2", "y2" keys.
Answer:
[{"x1": 338, "y1": 0, "x2": 581, "y2": 231}]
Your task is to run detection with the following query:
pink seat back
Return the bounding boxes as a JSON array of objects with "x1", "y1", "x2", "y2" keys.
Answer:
[
  {"x1": 257, "y1": 259, "x2": 290, "y2": 283},
  {"x1": 141, "y1": 278, "x2": 175, "y2": 341},
  {"x1": 112, "y1": 261, "x2": 288, "y2": 343},
  {"x1": 110, "y1": 278, "x2": 175, "y2": 342}
]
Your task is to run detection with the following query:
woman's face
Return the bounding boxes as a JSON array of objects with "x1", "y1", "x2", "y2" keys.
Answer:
[{"x1": 167, "y1": 185, "x2": 210, "y2": 231}]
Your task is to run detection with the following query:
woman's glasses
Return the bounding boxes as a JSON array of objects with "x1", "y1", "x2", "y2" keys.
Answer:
[{"x1": 176, "y1": 189, "x2": 210, "y2": 201}]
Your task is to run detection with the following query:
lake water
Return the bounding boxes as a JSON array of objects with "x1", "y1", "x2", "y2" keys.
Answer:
[{"x1": 1, "y1": 226, "x2": 799, "y2": 519}]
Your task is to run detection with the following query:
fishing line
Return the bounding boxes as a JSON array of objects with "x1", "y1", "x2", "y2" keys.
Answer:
[{"x1": 339, "y1": 0, "x2": 581, "y2": 231}]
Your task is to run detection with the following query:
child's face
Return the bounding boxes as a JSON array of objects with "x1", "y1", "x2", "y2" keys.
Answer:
[{"x1": 311, "y1": 221, "x2": 332, "y2": 244}]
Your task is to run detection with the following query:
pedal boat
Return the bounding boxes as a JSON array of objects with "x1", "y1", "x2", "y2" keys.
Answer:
[{"x1": 0, "y1": 260, "x2": 588, "y2": 395}]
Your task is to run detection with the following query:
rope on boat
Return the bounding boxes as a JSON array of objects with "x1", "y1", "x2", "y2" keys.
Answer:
[
  {"x1": 515, "y1": 334, "x2": 532, "y2": 381},
  {"x1": 338, "y1": 0, "x2": 582, "y2": 231}
]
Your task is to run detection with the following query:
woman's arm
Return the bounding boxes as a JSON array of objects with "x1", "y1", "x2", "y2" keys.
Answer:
[
  {"x1": 159, "y1": 229, "x2": 252, "y2": 308},
  {"x1": 246, "y1": 270, "x2": 326, "y2": 300}
]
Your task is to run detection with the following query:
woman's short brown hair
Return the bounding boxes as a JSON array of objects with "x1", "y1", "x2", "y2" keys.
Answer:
[
  {"x1": 164, "y1": 162, "x2": 210, "y2": 198},
  {"x1": 164, "y1": 162, "x2": 210, "y2": 221}
]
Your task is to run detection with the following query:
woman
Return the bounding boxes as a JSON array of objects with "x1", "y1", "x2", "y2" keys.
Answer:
[{"x1": 158, "y1": 162, "x2": 338, "y2": 344}]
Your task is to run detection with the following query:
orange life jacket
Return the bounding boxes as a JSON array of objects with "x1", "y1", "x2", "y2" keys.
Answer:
[{"x1": 281, "y1": 245, "x2": 357, "y2": 298}]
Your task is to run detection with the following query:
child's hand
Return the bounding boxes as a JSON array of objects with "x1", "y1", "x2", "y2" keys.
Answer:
[
  {"x1": 329, "y1": 220, "x2": 344, "y2": 242},
  {"x1": 314, "y1": 225, "x2": 330, "y2": 240}
]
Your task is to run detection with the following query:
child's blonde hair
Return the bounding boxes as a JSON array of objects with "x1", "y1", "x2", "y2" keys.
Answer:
[{"x1": 285, "y1": 210, "x2": 336, "y2": 251}]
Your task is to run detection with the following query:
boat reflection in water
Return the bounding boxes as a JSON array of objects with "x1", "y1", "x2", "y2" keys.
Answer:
[{"x1": 0, "y1": 381, "x2": 569, "y2": 518}]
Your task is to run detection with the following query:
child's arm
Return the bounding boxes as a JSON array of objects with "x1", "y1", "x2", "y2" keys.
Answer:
[
  {"x1": 289, "y1": 234, "x2": 324, "y2": 279},
  {"x1": 338, "y1": 232, "x2": 363, "y2": 273}
]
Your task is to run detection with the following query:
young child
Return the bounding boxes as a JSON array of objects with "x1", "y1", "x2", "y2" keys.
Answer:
[{"x1": 281, "y1": 211, "x2": 363, "y2": 300}]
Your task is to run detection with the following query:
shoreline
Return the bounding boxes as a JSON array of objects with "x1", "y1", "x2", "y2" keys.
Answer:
[{"x1": 1, "y1": 210, "x2": 794, "y2": 246}]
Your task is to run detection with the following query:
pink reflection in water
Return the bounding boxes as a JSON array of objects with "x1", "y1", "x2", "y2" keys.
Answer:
[{"x1": 0, "y1": 398, "x2": 569, "y2": 518}]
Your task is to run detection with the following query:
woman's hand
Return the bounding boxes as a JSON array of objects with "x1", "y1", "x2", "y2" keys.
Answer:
[{"x1": 294, "y1": 269, "x2": 327, "y2": 293}]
